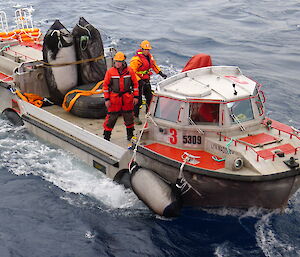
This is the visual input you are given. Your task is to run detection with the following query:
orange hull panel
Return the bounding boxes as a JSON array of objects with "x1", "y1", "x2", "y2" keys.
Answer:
[{"x1": 145, "y1": 143, "x2": 225, "y2": 170}]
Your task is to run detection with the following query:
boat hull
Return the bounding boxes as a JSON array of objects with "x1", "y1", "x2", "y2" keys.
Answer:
[{"x1": 136, "y1": 150, "x2": 300, "y2": 209}]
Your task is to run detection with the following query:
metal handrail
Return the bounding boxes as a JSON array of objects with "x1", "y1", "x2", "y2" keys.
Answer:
[
  {"x1": 217, "y1": 132, "x2": 299, "y2": 162},
  {"x1": 0, "y1": 11, "x2": 9, "y2": 33},
  {"x1": 15, "y1": 8, "x2": 34, "y2": 30},
  {"x1": 263, "y1": 119, "x2": 300, "y2": 141}
]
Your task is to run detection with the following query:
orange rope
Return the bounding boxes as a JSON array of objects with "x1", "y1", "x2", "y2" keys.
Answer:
[
  {"x1": 62, "y1": 80, "x2": 104, "y2": 112},
  {"x1": 15, "y1": 90, "x2": 44, "y2": 107}
]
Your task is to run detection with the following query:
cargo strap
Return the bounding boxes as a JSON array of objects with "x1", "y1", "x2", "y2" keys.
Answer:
[
  {"x1": 39, "y1": 55, "x2": 105, "y2": 67},
  {"x1": 62, "y1": 80, "x2": 104, "y2": 112}
]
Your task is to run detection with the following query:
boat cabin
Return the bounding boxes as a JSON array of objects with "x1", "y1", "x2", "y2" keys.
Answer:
[{"x1": 144, "y1": 66, "x2": 265, "y2": 149}]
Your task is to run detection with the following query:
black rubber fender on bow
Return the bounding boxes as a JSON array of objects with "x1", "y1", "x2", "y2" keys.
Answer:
[{"x1": 1, "y1": 109, "x2": 24, "y2": 126}]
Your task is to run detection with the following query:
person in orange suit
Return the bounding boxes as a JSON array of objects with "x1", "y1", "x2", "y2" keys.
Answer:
[
  {"x1": 103, "y1": 52, "x2": 139, "y2": 141},
  {"x1": 130, "y1": 40, "x2": 167, "y2": 125}
]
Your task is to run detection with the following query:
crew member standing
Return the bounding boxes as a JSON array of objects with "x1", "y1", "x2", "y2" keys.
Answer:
[
  {"x1": 130, "y1": 40, "x2": 167, "y2": 125},
  {"x1": 103, "y1": 52, "x2": 139, "y2": 141}
]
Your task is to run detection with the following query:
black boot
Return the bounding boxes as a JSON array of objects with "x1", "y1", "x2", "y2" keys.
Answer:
[
  {"x1": 126, "y1": 127, "x2": 134, "y2": 141},
  {"x1": 103, "y1": 130, "x2": 111, "y2": 141}
]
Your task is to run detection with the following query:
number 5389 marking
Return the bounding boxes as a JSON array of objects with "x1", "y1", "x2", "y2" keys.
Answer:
[{"x1": 183, "y1": 135, "x2": 201, "y2": 144}]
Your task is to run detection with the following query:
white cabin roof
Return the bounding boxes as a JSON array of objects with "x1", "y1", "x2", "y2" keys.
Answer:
[{"x1": 157, "y1": 66, "x2": 257, "y2": 102}]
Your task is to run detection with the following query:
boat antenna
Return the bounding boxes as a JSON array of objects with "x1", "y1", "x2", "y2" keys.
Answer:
[{"x1": 232, "y1": 83, "x2": 237, "y2": 95}]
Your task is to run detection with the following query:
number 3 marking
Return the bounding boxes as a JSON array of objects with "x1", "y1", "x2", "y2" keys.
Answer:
[{"x1": 169, "y1": 128, "x2": 177, "y2": 144}]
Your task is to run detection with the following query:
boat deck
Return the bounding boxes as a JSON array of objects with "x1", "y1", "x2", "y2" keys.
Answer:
[
  {"x1": 43, "y1": 105, "x2": 146, "y2": 149},
  {"x1": 145, "y1": 143, "x2": 225, "y2": 170}
]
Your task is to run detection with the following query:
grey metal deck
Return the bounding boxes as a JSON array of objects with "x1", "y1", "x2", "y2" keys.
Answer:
[{"x1": 43, "y1": 105, "x2": 146, "y2": 149}]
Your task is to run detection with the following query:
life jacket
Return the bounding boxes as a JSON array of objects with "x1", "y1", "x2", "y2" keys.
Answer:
[
  {"x1": 103, "y1": 65, "x2": 138, "y2": 97},
  {"x1": 130, "y1": 49, "x2": 160, "y2": 80}
]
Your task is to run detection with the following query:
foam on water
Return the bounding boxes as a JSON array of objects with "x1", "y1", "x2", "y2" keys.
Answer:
[
  {"x1": 201, "y1": 206, "x2": 271, "y2": 219},
  {"x1": 0, "y1": 119, "x2": 141, "y2": 211},
  {"x1": 214, "y1": 241, "x2": 242, "y2": 257},
  {"x1": 255, "y1": 213, "x2": 300, "y2": 257},
  {"x1": 255, "y1": 191, "x2": 300, "y2": 257}
]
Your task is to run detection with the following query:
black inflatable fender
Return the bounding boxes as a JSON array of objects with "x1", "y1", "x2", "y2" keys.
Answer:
[
  {"x1": 72, "y1": 17, "x2": 107, "y2": 84},
  {"x1": 130, "y1": 165, "x2": 182, "y2": 217},
  {"x1": 1, "y1": 109, "x2": 24, "y2": 126},
  {"x1": 43, "y1": 20, "x2": 77, "y2": 105},
  {"x1": 113, "y1": 169, "x2": 131, "y2": 189}
]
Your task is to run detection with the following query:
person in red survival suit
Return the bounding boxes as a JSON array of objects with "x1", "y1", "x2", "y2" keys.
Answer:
[
  {"x1": 103, "y1": 52, "x2": 139, "y2": 141},
  {"x1": 198, "y1": 103, "x2": 219, "y2": 123},
  {"x1": 130, "y1": 40, "x2": 167, "y2": 125}
]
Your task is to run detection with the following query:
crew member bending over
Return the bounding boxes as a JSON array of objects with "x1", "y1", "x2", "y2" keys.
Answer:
[
  {"x1": 130, "y1": 40, "x2": 167, "y2": 125},
  {"x1": 103, "y1": 52, "x2": 139, "y2": 141}
]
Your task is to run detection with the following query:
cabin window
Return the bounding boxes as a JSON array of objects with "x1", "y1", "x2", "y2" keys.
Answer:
[
  {"x1": 227, "y1": 99, "x2": 254, "y2": 123},
  {"x1": 189, "y1": 103, "x2": 220, "y2": 124},
  {"x1": 154, "y1": 97, "x2": 182, "y2": 122}
]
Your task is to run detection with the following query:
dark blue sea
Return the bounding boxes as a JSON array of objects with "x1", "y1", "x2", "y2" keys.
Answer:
[{"x1": 1, "y1": 1, "x2": 300, "y2": 256}]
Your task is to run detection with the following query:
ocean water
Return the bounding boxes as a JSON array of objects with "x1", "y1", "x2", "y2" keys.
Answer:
[{"x1": 1, "y1": 0, "x2": 300, "y2": 256}]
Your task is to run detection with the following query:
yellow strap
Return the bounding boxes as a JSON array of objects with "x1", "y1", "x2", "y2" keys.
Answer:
[
  {"x1": 136, "y1": 69, "x2": 150, "y2": 75},
  {"x1": 15, "y1": 89, "x2": 29, "y2": 102},
  {"x1": 40, "y1": 55, "x2": 104, "y2": 67},
  {"x1": 62, "y1": 80, "x2": 104, "y2": 112}
]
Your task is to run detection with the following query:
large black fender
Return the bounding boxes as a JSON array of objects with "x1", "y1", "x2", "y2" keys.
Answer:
[
  {"x1": 64, "y1": 84, "x2": 107, "y2": 119},
  {"x1": 130, "y1": 165, "x2": 182, "y2": 217},
  {"x1": 43, "y1": 20, "x2": 78, "y2": 105},
  {"x1": 1, "y1": 109, "x2": 24, "y2": 126},
  {"x1": 72, "y1": 17, "x2": 107, "y2": 84},
  {"x1": 113, "y1": 169, "x2": 131, "y2": 189}
]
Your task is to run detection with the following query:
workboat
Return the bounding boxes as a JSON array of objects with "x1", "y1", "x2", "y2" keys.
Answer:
[{"x1": 1, "y1": 9, "x2": 300, "y2": 217}]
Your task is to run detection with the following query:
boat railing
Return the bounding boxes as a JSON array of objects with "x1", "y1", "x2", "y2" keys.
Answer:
[
  {"x1": 263, "y1": 118, "x2": 300, "y2": 141},
  {"x1": 3, "y1": 47, "x2": 37, "y2": 62},
  {"x1": 15, "y1": 8, "x2": 34, "y2": 30},
  {"x1": 0, "y1": 72, "x2": 13, "y2": 82},
  {"x1": 217, "y1": 132, "x2": 299, "y2": 162},
  {"x1": 0, "y1": 11, "x2": 9, "y2": 33},
  {"x1": 274, "y1": 126, "x2": 300, "y2": 140}
]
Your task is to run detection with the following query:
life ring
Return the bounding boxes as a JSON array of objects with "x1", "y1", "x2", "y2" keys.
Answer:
[{"x1": 64, "y1": 84, "x2": 107, "y2": 119}]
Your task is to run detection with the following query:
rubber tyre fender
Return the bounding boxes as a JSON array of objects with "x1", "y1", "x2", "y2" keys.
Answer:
[
  {"x1": 65, "y1": 84, "x2": 107, "y2": 119},
  {"x1": 1, "y1": 109, "x2": 24, "y2": 126},
  {"x1": 225, "y1": 154, "x2": 244, "y2": 171}
]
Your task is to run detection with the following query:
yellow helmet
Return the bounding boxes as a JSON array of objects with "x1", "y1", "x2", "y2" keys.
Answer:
[
  {"x1": 114, "y1": 51, "x2": 126, "y2": 61},
  {"x1": 140, "y1": 40, "x2": 152, "y2": 50}
]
